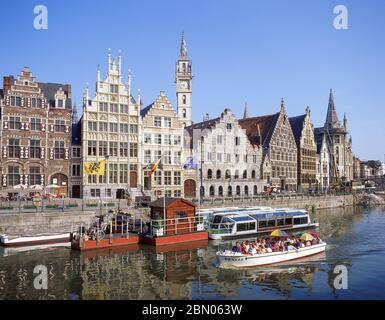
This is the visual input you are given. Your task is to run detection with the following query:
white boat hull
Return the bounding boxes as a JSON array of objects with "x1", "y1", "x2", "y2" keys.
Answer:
[
  {"x1": 0, "y1": 233, "x2": 70, "y2": 247},
  {"x1": 216, "y1": 243, "x2": 327, "y2": 268}
]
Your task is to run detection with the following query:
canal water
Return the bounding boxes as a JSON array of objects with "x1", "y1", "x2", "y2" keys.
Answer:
[{"x1": 1, "y1": 206, "x2": 385, "y2": 300}]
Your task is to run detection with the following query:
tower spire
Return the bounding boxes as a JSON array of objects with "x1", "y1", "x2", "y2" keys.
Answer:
[
  {"x1": 243, "y1": 102, "x2": 249, "y2": 119},
  {"x1": 325, "y1": 89, "x2": 340, "y2": 128},
  {"x1": 180, "y1": 31, "x2": 188, "y2": 58}
]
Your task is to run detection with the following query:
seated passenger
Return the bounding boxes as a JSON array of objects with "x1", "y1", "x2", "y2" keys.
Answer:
[
  {"x1": 306, "y1": 240, "x2": 311, "y2": 247},
  {"x1": 232, "y1": 241, "x2": 242, "y2": 253},
  {"x1": 311, "y1": 238, "x2": 318, "y2": 245}
]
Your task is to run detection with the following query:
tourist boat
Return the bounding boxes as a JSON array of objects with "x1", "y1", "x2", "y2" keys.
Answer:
[
  {"x1": 0, "y1": 233, "x2": 70, "y2": 247},
  {"x1": 216, "y1": 242, "x2": 327, "y2": 268},
  {"x1": 206, "y1": 209, "x2": 318, "y2": 240}
]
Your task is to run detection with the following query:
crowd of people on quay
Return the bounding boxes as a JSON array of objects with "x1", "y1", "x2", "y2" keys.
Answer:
[{"x1": 231, "y1": 235, "x2": 323, "y2": 255}]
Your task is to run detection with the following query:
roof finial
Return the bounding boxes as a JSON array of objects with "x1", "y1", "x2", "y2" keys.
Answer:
[
  {"x1": 280, "y1": 98, "x2": 285, "y2": 110},
  {"x1": 180, "y1": 31, "x2": 188, "y2": 58},
  {"x1": 97, "y1": 64, "x2": 100, "y2": 82}
]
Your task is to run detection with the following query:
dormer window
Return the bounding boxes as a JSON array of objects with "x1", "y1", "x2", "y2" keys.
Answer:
[
  {"x1": 57, "y1": 99, "x2": 64, "y2": 108},
  {"x1": 24, "y1": 81, "x2": 29, "y2": 86}
]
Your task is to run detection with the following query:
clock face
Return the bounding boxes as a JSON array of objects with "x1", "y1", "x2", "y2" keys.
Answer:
[{"x1": 180, "y1": 81, "x2": 188, "y2": 89}]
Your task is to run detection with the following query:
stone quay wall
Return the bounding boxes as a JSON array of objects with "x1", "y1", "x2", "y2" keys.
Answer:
[{"x1": 198, "y1": 194, "x2": 354, "y2": 210}]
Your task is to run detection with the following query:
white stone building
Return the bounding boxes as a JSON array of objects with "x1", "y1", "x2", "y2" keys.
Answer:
[
  {"x1": 81, "y1": 50, "x2": 141, "y2": 199},
  {"x1": 141, "y1": 92, "x2": 184, "y2": 198},
  {"x1": 184, "y1": 109, "x2": 264, "y2": 199},
  {"x1": 315, "y1": 131, "x2": 330, "y2": 190}
]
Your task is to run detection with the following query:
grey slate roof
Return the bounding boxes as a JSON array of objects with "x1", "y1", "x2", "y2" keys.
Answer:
[
  {"x1": 38, "y1": 82, "x2": 72, "y2": 109},
  {"x1": 289, "y1": 114, "x2": 306, "y2": 148}
]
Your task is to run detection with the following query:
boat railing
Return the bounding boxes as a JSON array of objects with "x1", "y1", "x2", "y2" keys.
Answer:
[{"x1": 149, "y1": 215, "x2": 205, "y2": 236}]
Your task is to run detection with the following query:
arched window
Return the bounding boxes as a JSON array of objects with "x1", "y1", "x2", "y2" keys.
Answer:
[
  {"x1": 182, "y1": 63, "x2": 186, "y2": 72},
  {"x1": 218, "y1": 186, "x2": 223, "y2": 197},
  {"x1": 182, "y1": 109, "x2": 186, "y2": 118},
  {"x1": 200, "y1": 186, "x2": 205, "y2": 198},
  {"x1": 234, "y1": 170, "x2": 239, "y2": 179},
  {"x1": 243, "y1": 170, "x2": 247, "y2": 179},
  {"x1": 251, "y1": 170, "x2": 256, "y2": 179},
  {"x1": 236, "y1": 185, "x2": 241, "y2": 196},
  {"x1": 225, "y1": 170, "x2": 231, "y2": 179},
  {"x1": 182, "y1": 95, "x2": 187, "y2": 104},
  {"x1": 244, "y1": 185, "x2": 249, "y2": 196},
  {"x1": 209, "y1": 186, "x2": 215, "y2": 197},
  {"x1": 207, "y1": 169, "x2": 212, "y2": 179},
  {"x1": 253, "y1": 185, "x2": 258, "y2": 195},
  {"x1": 227, "y1": 186, "x2": 232, "y2": 196},
  {"x1": 216, "y1": 170, "x2": 221, "y2": 179}
]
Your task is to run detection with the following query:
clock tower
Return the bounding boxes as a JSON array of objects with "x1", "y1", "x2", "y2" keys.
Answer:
[{"x1": 176, "y1": 32, "x2": 193, "y2": 127}]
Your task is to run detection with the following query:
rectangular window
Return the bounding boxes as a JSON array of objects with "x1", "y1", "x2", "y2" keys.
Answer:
[
  {"x1": 57, "y1": 99, "x2": 64, "y2": 108},
  {"x1": 173, "y1": 135, "x2": 181, "y2": 145},
  {"x1": 164, "y1": 150, "x2": 172, "y2": 164},
  {"x1": 72, "y1": 147, "x2": 81, "y2": 158},
  {"x1": 155, "y1": 134, "x2": 162, "y2": 145},
  {"x1": 109, "y1": 123, "x2": 118, "y2": 132},
  {"x1": 88, "y1": 141, "x2": 97, "y2": 156},
  {"x1": 144, "y1": 150, "x2": 151, "y2": 163},
  {"x1": 110, "y1": 103, "x2": 118, "y2": 113},
  {"x1": 8, "y1": 138, "x2": 20, "y2": 158},
  {"x1": 99, "y1": 141, "x2": 108, "y2": 157},
  {"x1": 130, "y1": 124, "x2": 138, "y2": 133},
  {"x1": 164, "y1": 171, "x2": 172, "y2": 185},
  {"x1": 120, "y1": 123, "x2": 129, "y2": 133},
  {"x1": 99, "y1": 122, "x2": 108, "y2": 132},
  {"x1": 258, "y1": 220, "x2": 267, "y2": 229},
  {"x1": 120, "y1": 142, "x2": 128, "y2": 157},
  {"x1": 174, "y1": 171, "x2": 181, "y2": 185},
  {"x1": 237, "y1": 222, "x2": 256, "y2": 232},
  {"x1": 72, "y1": 164, "x2": 81, "y2": 177},
  {"x1": 110, "y1": 85, "x2": 118, "y2": 94},
  {"x1": 29, "y1": 166, "x2": 41, "y2": 185},
  {"x1": 88, "y1": 121, "x2": 97, "y2": 131},
  {"x1": 7, "y1": 166, "x2": 20, "y2": 186},
  {"x1": 154, "y1": 116, "x2": 162, "y2": 127},
  {"x1": 54, "y1": 141, "x2": 65, "y2": 159},
  {"x1": 154, "y1": 171, "x2": 162, "y2": 185},
  {"x1": 30, "y1": 118, "x2": 42, "y2": 131},
  {"x1": 9, "y1": 117, "x2": 21, "y2": 130},
  {"x1": 130, "y1": 143, "x2": 138, "y2": 158},
  {"x1": 120, "y1": 104, "x2": 129, "y2": 113},
  {"x1": 109, "y1": 142, "x2": 118, "y2": 157},
  {"x1": 119, "y1": 164, "x2": 128, "y2": 184},
  {"x1": 235, "y1": 137, "x2": 240, "y2": 146},
  {"x1": 144, "y1": 134, "x2": 152, "y2": 144},
  {"x1": 164, "y1": 134, "x2": 171, "y2": 145},
  {"x1": 54, "y1": 120, "x2": 66, "y2": 133},
  {"x1": 29, "y1": 139, "x2": 41, "y2": 159},
  {"x1": 109, "y1": 163, "x2": 118, "y2": 183},
  {"x1": 217, "y1": 135, "x2": 223, "y2": 144},
  {"x1": 90, "y1": 188, "x2": 101, "y2": 198},
  {"x1": 99, "y1": 102, "x2": 108, "y2": 112},
  {"x1": 174, "y1": 151, "x2": 181, "y2": 165},
  {"x1": 164, "y1": 117, "x2": 171, "y2": 128},
  {"x1": 174, "y1": 190, "x2": 181, "y2": 198}
]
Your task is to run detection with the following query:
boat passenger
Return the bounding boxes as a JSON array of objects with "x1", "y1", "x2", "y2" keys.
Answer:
[
  {"x1": 245, "y1": 241, "x2": 250, "y2": 253},
  {"x1": 306, "y1": 240, "x2": 311, "y2": 247},
  {"x1": 250, "y1": 244, "x2": 257, "y2": 255},
  {"x1": 311, "y1": 238, "x2": 318, "y2": 246},
  {"x1": 232, "y1": 241, "x2": 242, "y2": 253}
]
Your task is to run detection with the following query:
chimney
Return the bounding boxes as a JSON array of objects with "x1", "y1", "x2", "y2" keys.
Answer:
[{"x1": 3, "y1": 76, "x2": 12, "y2": 93}]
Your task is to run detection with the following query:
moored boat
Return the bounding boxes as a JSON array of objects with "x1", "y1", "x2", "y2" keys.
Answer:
[
  {"x1": 216, "y1": 242, "x2": 326, "y2": 268},
  {"x1": 0, "y1": 233, "x2": 70, "y2": 247},
  {"x1": 206, "y1": 208, "x2": 319, "y2": 240}
]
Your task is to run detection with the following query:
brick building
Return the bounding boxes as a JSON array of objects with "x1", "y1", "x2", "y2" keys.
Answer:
[{"x1": 0, "y1": 67, "x2": 72, "y2": 197}]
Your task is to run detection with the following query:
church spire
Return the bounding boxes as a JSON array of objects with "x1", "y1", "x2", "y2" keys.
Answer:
[
  {"x1": 243, "y1": 102, "x2": 249, "y2": 119},
  {"x1": 325, "y1": 89, "x2": 340, "y2": 129},
  {"x1": 180, "y1": 31, "x2": 188, "y2": 58}
]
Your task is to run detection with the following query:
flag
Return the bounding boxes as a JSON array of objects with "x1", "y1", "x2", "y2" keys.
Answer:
[
  {"x1": 148, "y1": 158, "x2": 161, "y2": 177},
  {"x1": 84, "y1": 160, "x2": 106, "y2": 175},
  {"x1": 183, "y1": 157, "x2": 198, "y2": 170}
]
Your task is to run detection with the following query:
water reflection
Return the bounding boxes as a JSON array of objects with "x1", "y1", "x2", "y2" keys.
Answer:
[{"x1": 0, "y1": 206, "x2": 385, "y2": 299}]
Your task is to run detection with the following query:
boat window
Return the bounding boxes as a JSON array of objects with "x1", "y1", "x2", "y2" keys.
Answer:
[
  {"x1": 213, "y1": 215, "x2": 222, "y2": 224},
  {"x1": 236, "y1": 222, "x2": 255, "y2": 232},
  {"x1": 284, "y1": 218, "x2": 293, "y2": 225},
  {"x1": 277, "y1": 219, "x2": 285, "y2": 226},
  {"x1": 231, "y1": 216, "x2": 255, "y2": 222},
  {"x1": 267, "y1": 220, "x2": 276, "y2": 227},
  {"x1": 294, "y1": 217, "x2": 308, "y2": 225},
  {"x1": 258, "y1": 220, "x2": 267, "y2": 228}
]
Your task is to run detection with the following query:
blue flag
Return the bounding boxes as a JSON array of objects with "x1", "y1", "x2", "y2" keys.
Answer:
[{"x1": 183, "y1": 157, "x2": 198, "y2": 170}]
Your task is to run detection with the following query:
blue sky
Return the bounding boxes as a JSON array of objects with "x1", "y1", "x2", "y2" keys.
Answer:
[{"x1": 1, "y1": 0, "x2": 385, "y2": 161}]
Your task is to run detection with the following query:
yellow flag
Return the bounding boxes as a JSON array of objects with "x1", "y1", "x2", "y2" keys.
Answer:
[
  {"x1": 84, "y1": 160, "x2": 106, "y2": 176},
  {"x1": 148, "y1": 158, "x2": 161, "y2": 177}
]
